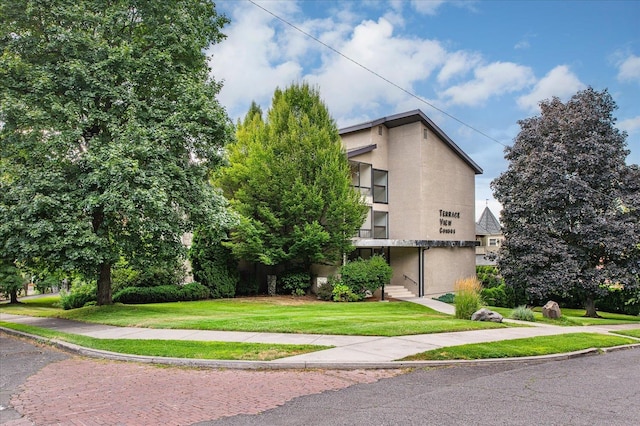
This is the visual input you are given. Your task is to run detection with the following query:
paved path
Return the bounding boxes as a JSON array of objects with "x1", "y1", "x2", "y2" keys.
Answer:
[{"x1": 2, "y1": 297, "x2": 639, "y2": 368}]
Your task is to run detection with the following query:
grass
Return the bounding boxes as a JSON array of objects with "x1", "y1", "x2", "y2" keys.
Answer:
[
  {"x1": 0, "y1": 296, "x2": 509, "y2": 336},
  {"x1": 0, "y1": 321, "x2": 330, "y2": 361},
  {"x1": 613, "y1": 328, "x2": 640, "y2": 339},
  {"x1": 400, "y1": 333, "x2": 639, "y2": 361},
  {"x1": 490, "y1": 306, "x2": 640, "y2": 326}
]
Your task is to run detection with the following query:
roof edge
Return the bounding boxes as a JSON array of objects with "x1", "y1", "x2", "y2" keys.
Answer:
[{"x1": 339, "y1": 110, "x2": 483, "y2": 174}]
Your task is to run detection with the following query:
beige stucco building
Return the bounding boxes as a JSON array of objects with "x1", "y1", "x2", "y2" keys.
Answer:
[{"x1": 340, "y1": 110, "x2": 482, "y2": 297}]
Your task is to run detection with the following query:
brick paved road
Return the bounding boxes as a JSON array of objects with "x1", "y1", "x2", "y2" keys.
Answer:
[{"x1": 2, "y1": 335, "x2": 402, "y2": 426}]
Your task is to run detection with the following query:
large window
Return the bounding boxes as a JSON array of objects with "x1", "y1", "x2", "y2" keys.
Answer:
[
  {"x1": 373, "y1": 211, "x2": 388, "y2": 239},
  {"x1": 350, "y1": 161, "x2": 372, "y2": 196},
  {"x1": 373, "y1": 169, "x2": 388, "y2": 203},
  {"x1": 357, "y1": 208, "x2": 372, "y2": 238}
]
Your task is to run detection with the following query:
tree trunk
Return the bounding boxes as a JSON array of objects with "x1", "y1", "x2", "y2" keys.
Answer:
[
  {"x1": 584, "y1": 296, "x2": 600, "y2": 318},
  {"x1": 96, "y1": 262, "x2": 112, "y2": 305},
  {"x1": 9, "y1": 288, "x2": 19, "y2": 304}
]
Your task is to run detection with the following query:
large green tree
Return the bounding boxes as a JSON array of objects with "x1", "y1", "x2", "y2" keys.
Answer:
[
  {"x1": 492, "y1": 88, "x2": 640, "y2": 317},
  {"x1": 0, "y1": 0, "x2": 233, "y2": 305},
  {"x1": 217, "y1": 83, "x2": 367, "y2": 274}
]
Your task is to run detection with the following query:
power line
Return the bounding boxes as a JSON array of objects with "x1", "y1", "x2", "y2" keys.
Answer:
[
  {"x1": 247, "y1": 0, "x2": 509, "y2": 149},
  {"x1": 244, "y1": 0, "x2": 630, "y2": 205}
]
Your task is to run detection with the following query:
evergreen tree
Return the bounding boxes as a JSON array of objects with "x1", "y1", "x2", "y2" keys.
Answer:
[{"x1": 217, "y1": 83, "x2": 367, "y2": 274}]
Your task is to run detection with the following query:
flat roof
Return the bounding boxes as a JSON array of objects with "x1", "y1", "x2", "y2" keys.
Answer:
[{"x1": 339, "y1": 109, "x2": 483, "y2": 174}]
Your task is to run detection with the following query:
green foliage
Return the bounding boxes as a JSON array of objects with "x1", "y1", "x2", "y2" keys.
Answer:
[
  {"x1": 434, "y1": 293, "x2": 455, "y2": 303},
  {"x1": 332, "y1": 283, "x2": 362, "y2": 302},
  {"x1": 492, "y1": 88, "x2": 640, "y2": 315},
  {"x1": 189, "y1": 227, "x2": 239, "y2": 299},
  {"x1": 59, "y1": 281, "x2": 97, "y2": 310},
  {"x1": 111, "y1": 261, "x2": 185, "y2": 293},
  {"x1": 510, "y1": 305, "x2": 536, "y2": 321},
  {"x1": 112, "y1": 283, "x2": 209, "y2": 304},
  {"x1": 278, "y1": 271, "x2": 311, "y2": 296},
  {"x1": 454, "y1": 277, "x2": 484, "y2": 320},
  {"x1": 480, "y1": 283, "x2": 516, "y2": 308},
  {"x1": 0, "y1": 258, "x2": 25, "y2": 303},
  {"x1": 217, "y1": 82, "x2": 368, "y2": 273},
  {"x1": 339, "y1": 255, "x2": 393, "y2": 298},
  {"x1": 0, "y1": 1, "x2": 233, "y2": 305},
  {"x1": 316, "y1": 277, "x2": 336, "y2": 301},
  {"x1": 476, "y1": 265, "x2": 503, "y2": 288},
  {"x1": 596, "y1": 284, "x2": 640, "y2": 316}
]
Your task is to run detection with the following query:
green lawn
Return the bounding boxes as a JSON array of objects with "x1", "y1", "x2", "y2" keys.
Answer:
[
  {"x1": 491, "y1": 306, "x2": 640, "y2": 326},
  {"x1": 0, "y1": 321, "x2": 330, "y2": 361},
  {"x1": 401, "y1": 332, "x2": 639, "y2": 361},
  {"x1": 614, "y1": 328, "x2": 640, "y2": 339},
  {"x1": 0, "y1": 296, "x2": 508, "y2": 336},
  {"x1": 3, "y1": 296, "x2": 640, "y2": 361}
]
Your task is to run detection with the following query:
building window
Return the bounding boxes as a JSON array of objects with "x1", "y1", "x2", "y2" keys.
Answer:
[
  {"x1": 357, "y1": 207, "x2": 372, "y2": 238},
  {"x1": 350, "y1": 161, "x2": 372, "y2": 196},
  {"x1": 489, "y1": 238, "x2": 499, "y2": 246},
  {"x1": 372, "y1": 169, "x2": 388, "y2": 203},
  {"x1": 373, "y1": 211, "x2": 388, "y2": 239}
]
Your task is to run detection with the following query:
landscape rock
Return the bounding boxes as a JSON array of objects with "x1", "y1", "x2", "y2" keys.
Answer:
[
  {"x1": 542, "y1": 301, "x2": 562, "y2": 319},
  {"x1": 471, "y1": 308, "x2": 504, "y2": 323}
]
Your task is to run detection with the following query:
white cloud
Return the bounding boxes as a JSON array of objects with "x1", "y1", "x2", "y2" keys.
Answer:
[
  {"x1": 516, "y1": 65, "x2": 585, "y2": 112},
  {"x1": 618, "y1": 115, "x2": 640, "y2": 134},
  {"x1": 617, "y1": 54, "x2": 640, "y2": 83},
  {"x1": 306, "y1": 17, "x2": 447, "y2": 121},
  {"x1": 437, "y1": 51, "x2": 482, "y2": 84},
  {"x1": 410, "y1": 0, "x2": 446, "y2": 15},
  {"x1": 514, "y1": 40, "x2": 530, "y2": 50},
  {"x1": 207, "y1": 3, "x2": 305, "y2": 118},
  {"x1": 439, "y1": 62, "x2": 535, "y2": 106}
]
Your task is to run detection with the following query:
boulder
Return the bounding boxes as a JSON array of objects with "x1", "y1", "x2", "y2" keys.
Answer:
[
  {"x1": 542, "y1": 301, "x2": 562, "y2": 319},
  {"x1": 471, "y1": 308, "x2": 504, "y2": 323}
]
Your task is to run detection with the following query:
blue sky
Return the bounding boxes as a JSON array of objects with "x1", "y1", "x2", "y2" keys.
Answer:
[{"x1": 207, "y1": 0, "x2": 640, "y2": 220}]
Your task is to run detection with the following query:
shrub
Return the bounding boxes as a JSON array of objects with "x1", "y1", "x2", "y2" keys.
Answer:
[
  {"x1": 454, "y1": 277, "x2": 483, "y2": 320},
  {"x1": 434, "y1": 293, "x2": 455, "y2": 304},
  {"x1": 476, "y1": 265, "x2": 503, "y2": 288},
  {"x1": 332, "y1": 283, "x2": 362, "y2": 302},
  {"x1": 511, "y1": 305, "x2": 535, "y2": 322},
  {"x1": 278, "y1": 271, "x2": 311, "y2": 296},
  {"x1": 316, "y1": 277, "x2": 335, "y2": 301},
  {"x1": 111, "y1": 261, "x2": 186, "y2": 293},
  {"x1": 59, "y1": 280, "x2": 97, "y2": 310},
  {"x1": 113, "y1": 283, "x2": 209, "y2": 304},
  {"x1": 189, "y1": 230, "x2": 238, "y2": 299},
  {"x1": 340, "y1": 255, "x2": 392, "y2": 299}
]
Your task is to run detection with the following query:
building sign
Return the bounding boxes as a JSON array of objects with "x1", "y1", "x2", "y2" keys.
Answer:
[{"x1": 439, "y1": 209, "x2": 460, "y2": 234}]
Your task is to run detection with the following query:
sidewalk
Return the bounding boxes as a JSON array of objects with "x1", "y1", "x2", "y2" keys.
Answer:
[{"x1": 2, "y1": 297, "x2": 639, "y2": 369}]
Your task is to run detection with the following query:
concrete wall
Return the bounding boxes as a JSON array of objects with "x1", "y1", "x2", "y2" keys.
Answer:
[{"x1": 424, "y1": 247, "x2": 476, "y2": 296}]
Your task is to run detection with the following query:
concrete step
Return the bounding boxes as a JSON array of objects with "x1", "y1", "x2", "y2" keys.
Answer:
[{"x1": 384, "y1": 285, "x2": 416, "y2": 299}]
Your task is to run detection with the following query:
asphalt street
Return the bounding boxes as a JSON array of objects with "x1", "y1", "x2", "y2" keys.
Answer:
[
  {"x1": 198, "y1": 347, "x2": 640, "y2": 426},
  {"x1": 2, "y1": 332, "x2": 639, "y2": 425}
]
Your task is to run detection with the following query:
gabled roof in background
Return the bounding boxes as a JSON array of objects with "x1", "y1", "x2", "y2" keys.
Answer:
[
  {"x1": 476, "y1": 206, "x2": 502, "y2": 235},
  {"x1": 339, "y1": 109, "x2": 483, "y2": 174}
]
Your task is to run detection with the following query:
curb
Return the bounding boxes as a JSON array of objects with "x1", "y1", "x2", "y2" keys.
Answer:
[{"x1": 3, "y1": 326, "x2": 639, "y2": 370}]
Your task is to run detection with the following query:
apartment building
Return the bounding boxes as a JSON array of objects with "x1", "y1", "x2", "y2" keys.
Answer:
[{"x1": 340, "y1": 110, "x2": 482, "y2": 297}]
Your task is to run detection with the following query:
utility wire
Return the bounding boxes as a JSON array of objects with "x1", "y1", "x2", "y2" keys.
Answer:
[
  {"x1": 248, "y1": 0, "x2": 508, "y2": 148},
  {"x1": 245, "y1": 0, "x2": 631, "y2": 205}
]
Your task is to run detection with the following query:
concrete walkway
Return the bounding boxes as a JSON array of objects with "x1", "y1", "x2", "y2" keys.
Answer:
[{"x1": 2, "y1": 297, "x2": 639, "y2": 369}]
